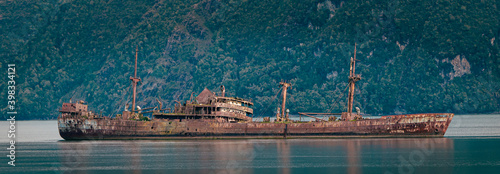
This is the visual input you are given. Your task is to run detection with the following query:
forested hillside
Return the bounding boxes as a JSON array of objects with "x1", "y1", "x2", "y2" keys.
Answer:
[{"x1": 1, "y1": 0, "x2": 499, "y2": 120}]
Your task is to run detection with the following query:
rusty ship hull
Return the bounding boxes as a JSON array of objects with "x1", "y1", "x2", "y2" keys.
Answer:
[
  {"x1": 58, "y1": 44, "x2": 455, "y2": 140},
  {"x1": 58, "y1": 113, "x2": 454, "y2": 140}
]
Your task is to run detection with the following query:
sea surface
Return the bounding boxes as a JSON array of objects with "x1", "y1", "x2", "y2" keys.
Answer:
[{"x1": 1, "y1": 114, "x2": 499, "y2": 174}]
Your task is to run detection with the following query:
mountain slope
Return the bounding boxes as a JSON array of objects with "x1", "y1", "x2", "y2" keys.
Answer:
[{"x1": 1, "y1": 0, "x2": 499, "y2": 119}]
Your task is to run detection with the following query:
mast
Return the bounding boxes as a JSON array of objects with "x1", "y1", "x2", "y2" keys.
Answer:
[
  {"x1": 130, "y1": 46, "x2": 141, "y2": 112},
  {"x1": 347, "y1": 43, "x2": 360, "y2": 114},
  {"x1": 279, "y1": 81, "x2": 291, "y2": 121}
]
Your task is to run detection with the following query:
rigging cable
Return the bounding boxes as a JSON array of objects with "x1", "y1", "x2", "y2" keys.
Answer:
[
  {"x1": 111, "y1": 81, "x2": 132, "y2": 117},
  {"x1": 322, "y1": 82, "x2": 350, "y2": 120},
  {"x1": 256, "y1": 87, "x2": 282, "y2": 118}
]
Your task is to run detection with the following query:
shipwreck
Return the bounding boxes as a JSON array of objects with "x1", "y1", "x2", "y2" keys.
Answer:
[{"x1": 58, "y1": 45, "x2": 454, "y2": 140}]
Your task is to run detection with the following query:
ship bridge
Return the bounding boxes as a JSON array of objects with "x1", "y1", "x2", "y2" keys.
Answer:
[{"x1": 153, "y1": 87, "x2": 253, "y2": 122}]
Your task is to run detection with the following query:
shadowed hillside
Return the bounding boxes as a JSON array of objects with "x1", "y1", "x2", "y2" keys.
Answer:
[{"x1": 1, "y1": 0, "x2": 499, "y2": 119}]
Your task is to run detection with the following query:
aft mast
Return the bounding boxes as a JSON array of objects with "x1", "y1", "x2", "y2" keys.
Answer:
[
  {"x1": 130, "y1": 46, "x2": 141, "y2": 112},
  {"x1": 347, "y1": 43, "x2": 358, "y2": 114},
  {"x1": 343, "y1": 43, "x2": 361, "y2": 120}
]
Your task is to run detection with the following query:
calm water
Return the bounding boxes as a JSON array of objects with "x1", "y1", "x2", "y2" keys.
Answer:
[{"x1": 1, "y1": 114, "x2": 499, "y2": 174}]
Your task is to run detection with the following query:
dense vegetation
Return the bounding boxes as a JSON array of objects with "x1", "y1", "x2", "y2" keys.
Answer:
[{"x1": 1, "y1": 0, "x2": 499, "y2": 120}]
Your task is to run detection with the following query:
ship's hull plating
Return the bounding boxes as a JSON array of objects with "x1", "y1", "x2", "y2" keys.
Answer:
[{"x1": 58, "y1": 113, "x2": 454, "y2": 140}]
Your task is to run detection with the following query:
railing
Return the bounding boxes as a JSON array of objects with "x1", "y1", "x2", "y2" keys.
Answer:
[
  {"x1": 381, "y1": 113, "x2": 454, "y2": 119},
  {"x1": 214, "y1": 103, "x2": 253, "y2": 113}
]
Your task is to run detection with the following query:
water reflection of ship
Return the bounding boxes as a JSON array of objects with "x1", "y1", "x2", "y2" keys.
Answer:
[
  {"x1": 277, "y1": 140, "x2": 291, "y2": 174},
  {"x1": 58, "y1": 141, "x2": 143, "y2": 174},
  {"x1": 205, "y1": 141, "x2": 256, "y2": 174},
  {"x1": 130, "y1": 143, "x2": 141, "y2": 174},
  {"x1": 58, "y1": 142, "x2": 92, "y2": 174},
  {"x1": 202, "y1": 139, "x2": 454, "y2": 174},
  {"x1": 347, "y1": 140, "x2": 361, "y2": 174},
  {"x1": 298, "y1": 138, "x2": 454, "y2": 174},
  {"x1": 57, "y1": 139, "x2": 454, "y2": 173}
]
